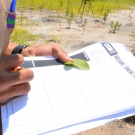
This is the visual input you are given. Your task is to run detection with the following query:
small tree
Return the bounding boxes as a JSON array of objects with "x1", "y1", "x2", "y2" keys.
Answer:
[
  {"x1": 66, "y1": 12, "x2": 74, "y2": 29},
  {"x1": 83, "y1": 19, "x2": 87, "y2": 34},
  {"x1": 128, "y1": 13, "x2": 132, "y2": 25},
  {"x1": 58, "y1": 0, "x2": 63, "y2": 13},
  {"x1": 65, "y1": 4, "x2": 74, "y2": 29},
  {"x1": 109, "y1": 21, "x2": 122, "y2": 33},
  {"x1": 115, "y1": 21, "x2": 122, "y2": 30},
  {"x1": 110, "y1": 21, "x2": 115, "y2": 33},
  {"x1": 38, "y1": 2, "x2": 45, "y2": 20},
  {"x1": 102, "y1": 9, "x2": 110, "y2": 23}
]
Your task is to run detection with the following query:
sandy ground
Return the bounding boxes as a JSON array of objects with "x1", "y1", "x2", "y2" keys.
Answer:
[
  {"x1": 19, "y1": 7, "x2": 135, "y2": 55},
  {"x1": 1, "y1": 6, "x2": 135, "y2": 135}
]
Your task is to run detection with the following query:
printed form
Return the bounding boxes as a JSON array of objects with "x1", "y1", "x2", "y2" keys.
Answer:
[{"x1": 1, "y1": 42, "x2": 135, "y2": 135}]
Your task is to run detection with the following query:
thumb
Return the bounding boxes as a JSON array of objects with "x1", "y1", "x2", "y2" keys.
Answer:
[{"x1": 1, "y1": 54, "x2": 24, "y2": 70}]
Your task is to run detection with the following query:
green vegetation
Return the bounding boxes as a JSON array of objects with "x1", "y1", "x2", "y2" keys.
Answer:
[
  {"x1": 109, "y1": 20, "x2": 122, "y2": 33},
  {"x1": 65, "y1": 2, "x2": 75, "y2": 29},
  {"x1": 65, "y1": 58, "x2": 90, "y2": 70},
  {"x1": 13, "y1": 0, "x2": 135, "y2": 45},
  {"x1": 10, "y1": 27, "x2": 43, "y2": 46},
  {"x1": 48, "y1": 35, "x2": 61, "y2": 43},
  {"x1": 16, "y1": 16, "x2": 38, "y2": 26},
  {"x1": 17, "y1": 0, "x2": 135, "y2": 16},
  {"x1": 132, "y1": 33, "x2": 135, "y2": 37},
  {"x1": 83, "y1": 19, "x2": 87, "y2": 34}
]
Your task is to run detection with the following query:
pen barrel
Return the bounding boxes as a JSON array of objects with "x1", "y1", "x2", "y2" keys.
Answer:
[{"x1": 10, "y1": 0, "x2": 16, "y2": 12}]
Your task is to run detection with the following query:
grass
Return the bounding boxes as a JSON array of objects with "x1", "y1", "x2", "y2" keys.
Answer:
[
  {"x1": 12, "y1": 0, "x2": 135, "y2": 45},
  {"x1": 10, "y1": 26, "x2": 43, "y2": 46},
  {"x1": 133, "y1": 33, "x2": 135, "y2": 37},
  {"x1": 16, "y1": 0, "x2": 135, "y2": 16},
  {"x1": 13, "y1": 0, "x2": 135, "y2": 45},
  {"x1": 48, "y1": 35, "x2": 61, "y2": 43},
  {"x1": 16, "y1": 16, "x2": 38, "y2": 26},
  {"x1": 11, "y1": 0, "x2": 135, "y2": 45}
]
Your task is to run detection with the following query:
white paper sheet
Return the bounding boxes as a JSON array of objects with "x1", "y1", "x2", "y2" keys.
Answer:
[{"x1": 1, "y1": 42, "x2": 135, "y2": 135}]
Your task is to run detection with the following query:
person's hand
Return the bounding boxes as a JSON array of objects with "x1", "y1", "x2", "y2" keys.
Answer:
[
  {"x1": 6, "y1": 43, "x2": 73, "y2": 63},
  {"x1": 21, "y1": 44, "x2": 73, "y2": 63},
  {"x1": 0, "y1": 54, "x2": 34, "y2": 105}
]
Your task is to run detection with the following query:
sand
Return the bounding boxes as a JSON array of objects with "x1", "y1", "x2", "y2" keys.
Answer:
[{"x1": 19, "y1": 7, "x2": 135, "y2": 55}]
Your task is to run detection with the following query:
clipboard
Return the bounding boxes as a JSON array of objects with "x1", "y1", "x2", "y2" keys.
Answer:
[{"x1": 0, "y1": 0, "x2": 16, "y2": 57}]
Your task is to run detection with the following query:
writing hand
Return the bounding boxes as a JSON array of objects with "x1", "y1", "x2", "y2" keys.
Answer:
[{"x1": 0, "y1": 54, "x2": 34, "y2": 105}]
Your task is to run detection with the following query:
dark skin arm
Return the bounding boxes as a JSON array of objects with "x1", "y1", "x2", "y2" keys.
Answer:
[
  {"x1": 0, "y1": 42, "x2": 73, "y2": 134},
  {"x1": 0, "y1": 54, "x2": 34, "y2": 105},
  {"x1": 5, "y1": 42, "x2": 73, "y2": 62},
  {"x1": 0, "y1": 42, "x2": 73, "y2": 105}
]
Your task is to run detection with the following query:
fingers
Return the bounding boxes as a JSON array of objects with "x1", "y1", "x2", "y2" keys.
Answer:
[
  {"x1": 0, "y1": 55, "x2": 34, "y2": 89},
  {"x1": 0, "y1": 82, "x2": 31, "y2": 106},
  {"x1": 8, "y1": 83, "x2": 31, "y2": 97},
  {"x1": 2, "y1": 68, "x2": 34, "y2": 88},
  {"x1": 51, "y1": 44, "x2": 74, "y2": 63},
  {"x1": 0, "y1": 67, "x2": 34, "y2": 89},
  {"x1": 22, "y1": 44, "x2": 74, "y2": 63},
  {"x1": 57, "y1": 52, "x2": 73, "y2": 63},
  {"x1": 45, "y1": 44, "x2": 73, "y2": 62},
  {"x1": 0, "y1": 55, "x2": 34, "y2": 105},
  {"x1": 1, "y1": 54, "x2": 24, "y2": 70}
]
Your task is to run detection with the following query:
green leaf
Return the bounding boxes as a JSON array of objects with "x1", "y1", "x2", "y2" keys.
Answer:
[
  {"x1": 64, "y1": 61, "x2": 74, "y2": 66},
  {"x1": 73, "y1": 59, "x2": 90, "y2": 70},
  {"x1": 65, "y1": 58, "x2": 90, "y2": 70}
]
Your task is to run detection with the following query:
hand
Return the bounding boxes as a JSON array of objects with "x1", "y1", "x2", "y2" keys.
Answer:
[
  {"x1": 21, "y1": 44, "x2": 73, "y2": 63},
  {"x1": 0, "y1": 54, "x2": 34, "y2": 105}
]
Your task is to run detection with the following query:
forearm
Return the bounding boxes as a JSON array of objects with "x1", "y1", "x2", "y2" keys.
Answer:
[{"x1": 5, "y1": 42, "x2": 18, "y2": 56}]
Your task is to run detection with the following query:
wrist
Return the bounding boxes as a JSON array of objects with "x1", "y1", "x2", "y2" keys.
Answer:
[
  {"x1": 11, "y1": 45, "x2": 27, "y2": 55},
  {"x1": 21, "y1": 45, "x2": 36, "y2": 57},
  {"x1": 5, "y1": 42, "x2": 18, "y2": 56}
]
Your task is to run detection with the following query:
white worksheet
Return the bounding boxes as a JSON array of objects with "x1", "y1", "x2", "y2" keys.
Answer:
[{"x1": 1, "y1": 42, "x2": 135, "y2": 135}]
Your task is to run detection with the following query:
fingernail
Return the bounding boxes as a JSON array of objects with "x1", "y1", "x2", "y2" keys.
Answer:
[
  {"x1": 68, "y1": 57, "x2": 74, "y2": 62},
  {"x1": 10, "y1": 66, "x2": 22, "y2": 72}
]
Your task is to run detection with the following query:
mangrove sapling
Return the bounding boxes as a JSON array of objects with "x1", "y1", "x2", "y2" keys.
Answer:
[
  {"x1": 58, "y1": 0, "x2": 63, "y2": 13},
  {"x1": 128, "y1": 13, "x2": 132, "y2": 26},
  {"x1": 38, "y1": 2, "x2": 46, "y2": 20},
  {"x1": 102, "y1": 9, "x2": 110, "y2": 24},
  {"x1": 47, "y1": 3, "x2": 53, "y2": 18},
  {"x1": 29, "y1": 0, "x2": 35, "y2": 20},
  {"x1": 83, "y1": 19, "x2": 87, "y2": 34},
  {"x1": 29, "y1": 9, "x2": 34, "y2": 20},
  {"x1": 18, "y1": 0, "x2": 25, "y2": 25},
  {"x1": 115, "y1": 21, "x2": 122, "y2": 30},
  {"x1": 109, "y1": 21, "x2": 116, "y2": 33},
  {"x1": 65, "y1": 4, "x2": 75, "y2": 29},
  {"x1": 19, "y1": 6, "x2": 24, "y2": 25},
  {"x1": 66, "y1": 12, "x2": 74, "y2": 29},
  {"x1": 109, "y1": 21, "x2": 122, "y2": 33}
]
